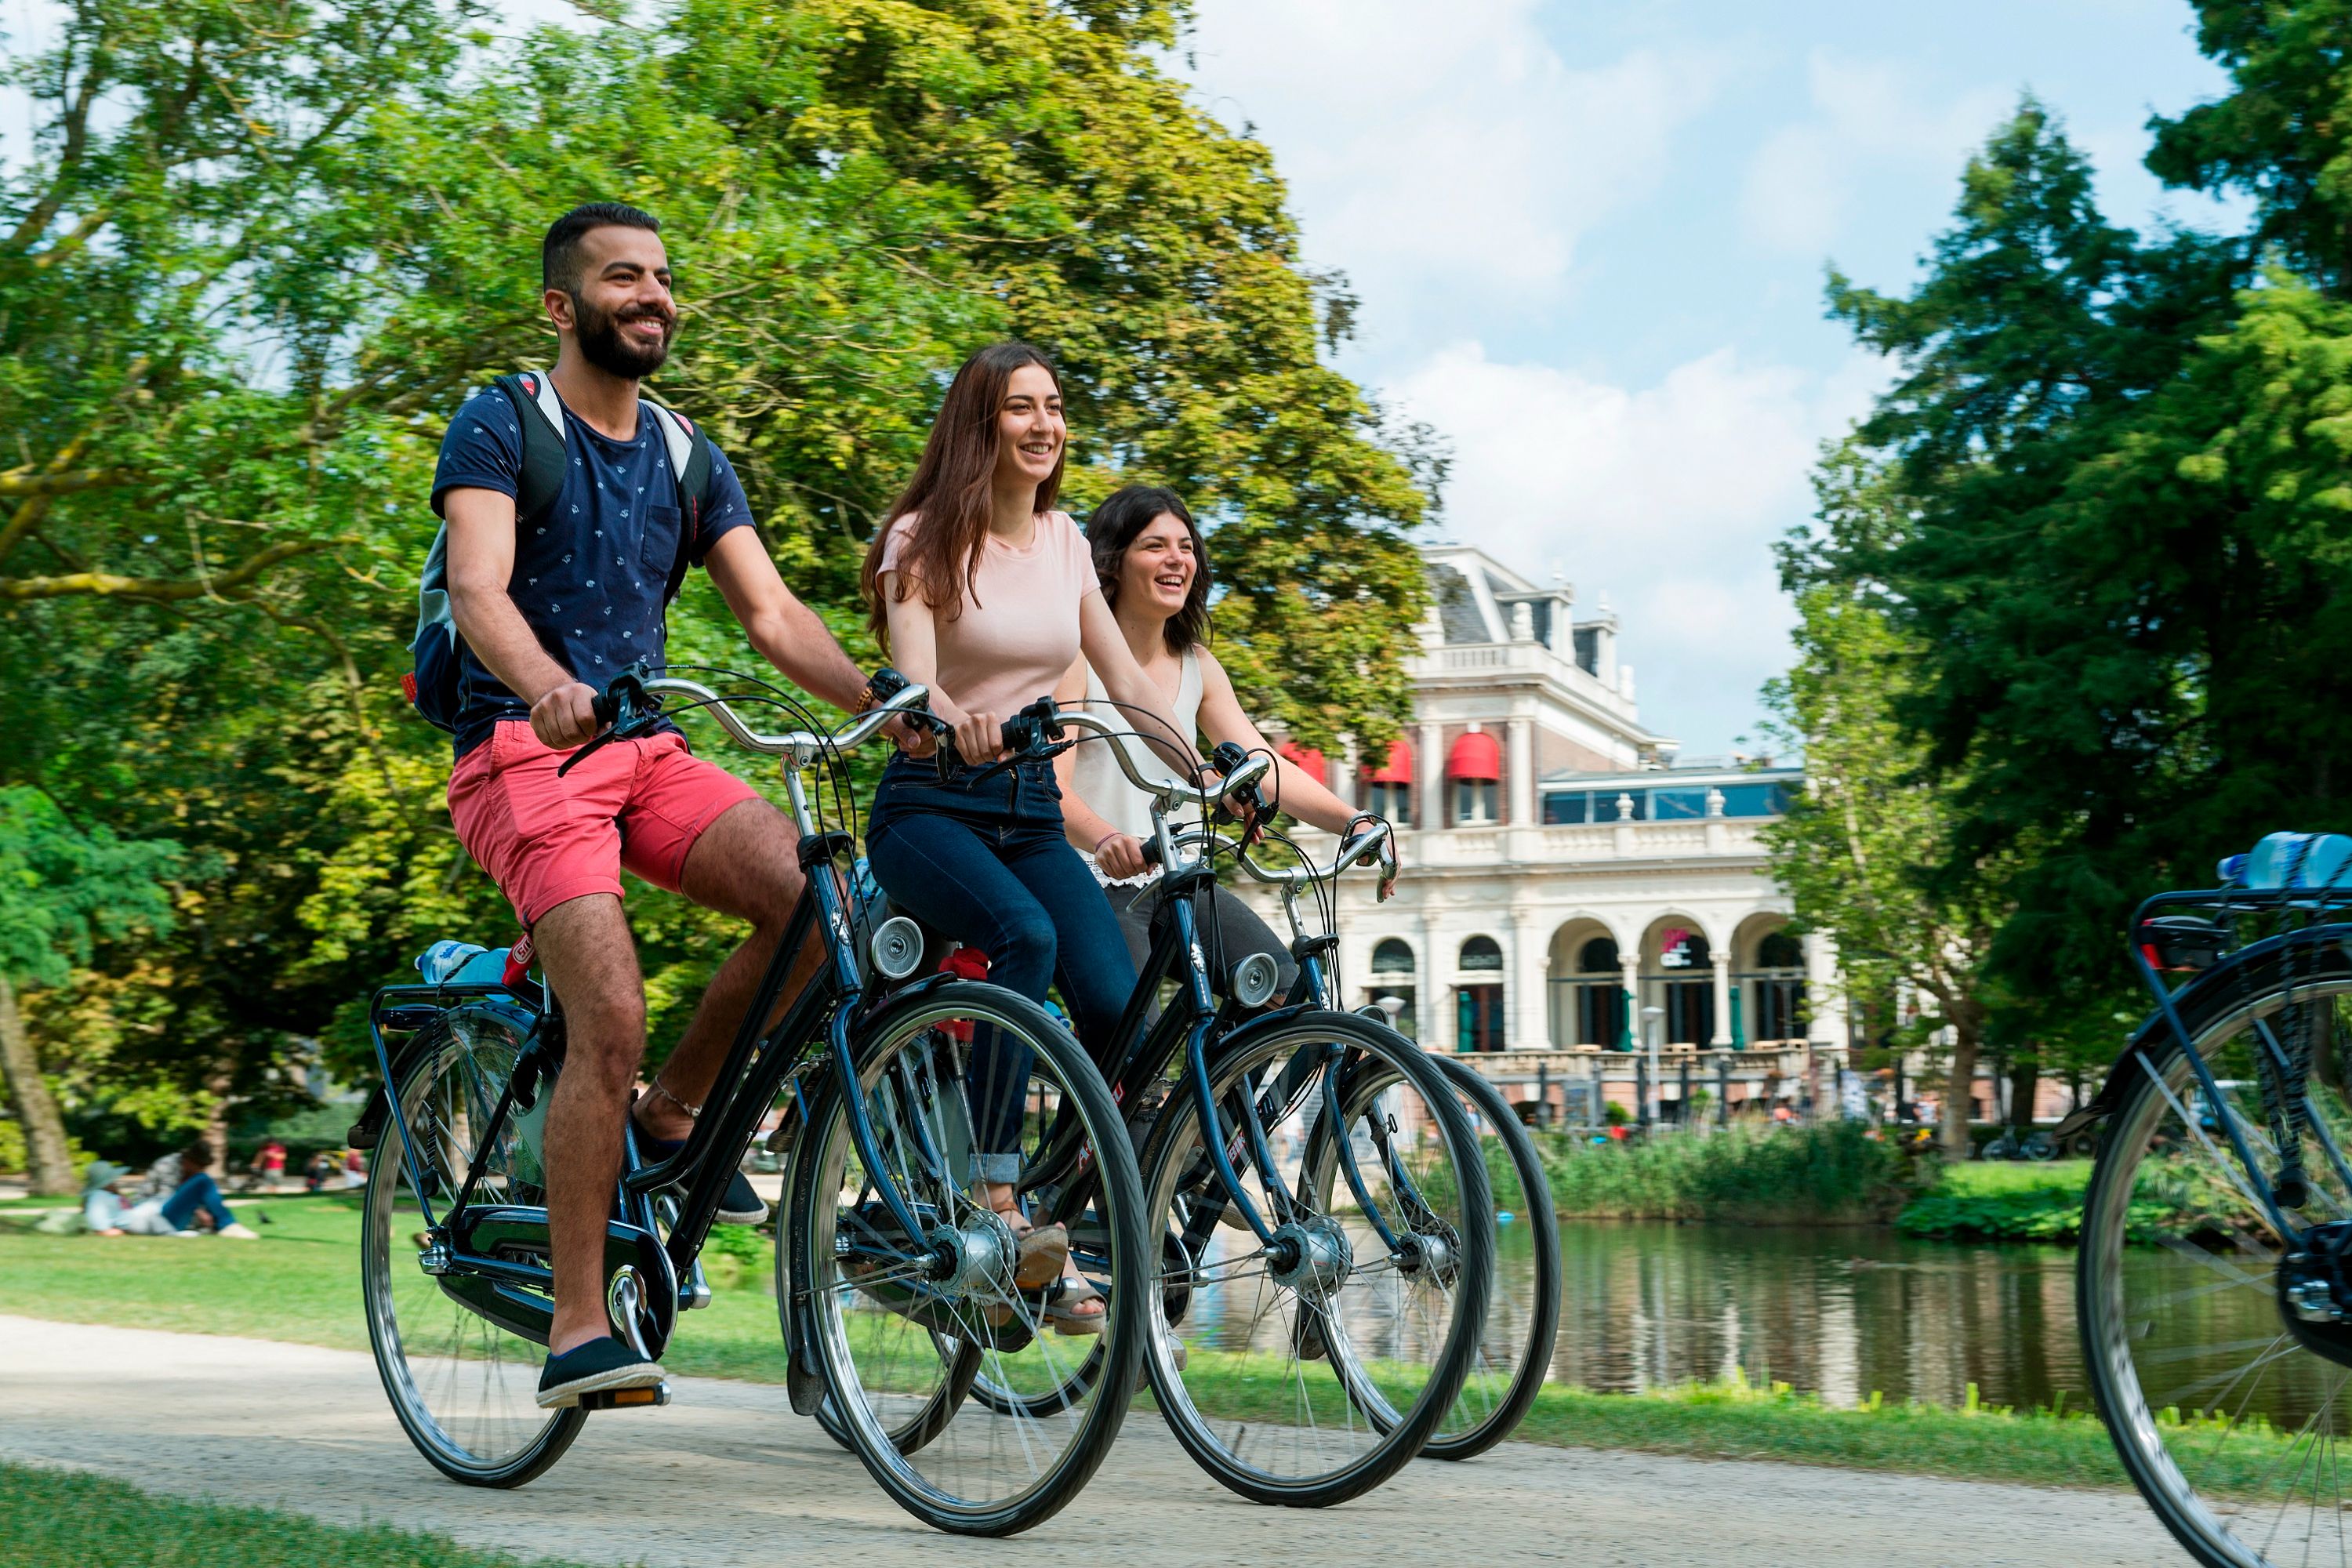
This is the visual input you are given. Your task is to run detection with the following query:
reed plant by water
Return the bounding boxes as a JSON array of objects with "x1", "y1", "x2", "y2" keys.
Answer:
[{"x1": 1530, "y1": 1121, "x2": 1922, "y2": 1224}]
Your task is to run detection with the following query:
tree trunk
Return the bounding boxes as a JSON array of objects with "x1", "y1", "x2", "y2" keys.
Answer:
[
  {"x1": 0, "y1": 973, "x2": 75, "y2": 1195},
  {"x1": 1942, "y1": 1018, "x2": 1981, "y2": 1160}
]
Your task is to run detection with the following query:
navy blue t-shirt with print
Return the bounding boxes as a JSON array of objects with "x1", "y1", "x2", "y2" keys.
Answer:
[{"x1": 429, "y1": 387, "x2": 754, "y2": 759}]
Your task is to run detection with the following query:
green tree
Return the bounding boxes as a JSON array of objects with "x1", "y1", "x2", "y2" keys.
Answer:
[
  {"x1": 0, "y1": 2, "x2": 1434, "y2": 1117},
  {"x1": 0, "y1": 789, "x2": 180, "y2": 1193},
  {"x1": 1766, "y1": 455, "x2": 2010, "y2": 1156}
]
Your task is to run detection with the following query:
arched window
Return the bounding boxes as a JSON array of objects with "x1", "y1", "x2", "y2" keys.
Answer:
[
  {"x1": 1460, "y1": 935, "x2": 1504, "y2": 971},
  {"x1": 1758, "y1": 931, "x2": 1803, "y2": 969},
  {"x1": 1656, "y1": 927, "x2": 1710, "y2": 971},
  {"x1": 1372, "y1": 938, "x2": 1416, "y2": 975},
  {"x1": 1578, "y1": 937, "x2": 1620, "y2": 973}
]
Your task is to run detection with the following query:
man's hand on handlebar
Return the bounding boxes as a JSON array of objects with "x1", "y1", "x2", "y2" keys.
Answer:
[{"x1": 532, "y1": 681, "x2": 602, "y2": 750}]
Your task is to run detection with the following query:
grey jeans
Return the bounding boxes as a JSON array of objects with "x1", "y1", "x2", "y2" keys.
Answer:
[{"x1": 1101, "y1": 878, "x2": 1299, "y2": 1003}]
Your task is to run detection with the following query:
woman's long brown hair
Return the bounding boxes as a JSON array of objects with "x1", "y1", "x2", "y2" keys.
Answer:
[{"x1": 861, "y1": 341, "x2": 1066, "y2": 651}]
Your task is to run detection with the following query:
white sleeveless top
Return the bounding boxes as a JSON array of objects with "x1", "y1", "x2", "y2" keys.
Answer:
[{"x1": 1071, "y1": 649, "x2": 1200, "y2": 886}]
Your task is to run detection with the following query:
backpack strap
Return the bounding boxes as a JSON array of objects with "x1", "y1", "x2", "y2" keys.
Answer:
[
  {"x1": 643, "y1": 398, "x2": 716, "y2": 597},
  {"x1": 493, "y1": 370, "x2": 571, "y2": 528}
]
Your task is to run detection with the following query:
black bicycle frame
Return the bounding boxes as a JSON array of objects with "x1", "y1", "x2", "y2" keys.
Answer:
[{"x1": 366, "y1": 829, "x2": 942, "y2": 1350}]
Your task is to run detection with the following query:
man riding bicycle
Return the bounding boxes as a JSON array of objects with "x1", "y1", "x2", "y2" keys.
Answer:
[{"x1": 431, "y1": 201, "x2": 906, "y2": 1409}]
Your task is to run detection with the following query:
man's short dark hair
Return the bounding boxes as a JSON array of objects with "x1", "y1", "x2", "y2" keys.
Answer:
[{"x1": 543, "y1": 201, "x2": 662, "y2": 293}]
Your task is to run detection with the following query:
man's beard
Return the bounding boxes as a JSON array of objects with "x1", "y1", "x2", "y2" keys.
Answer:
[{"x1": 572, "y1": 293, "x2": 674, "y2": 379}]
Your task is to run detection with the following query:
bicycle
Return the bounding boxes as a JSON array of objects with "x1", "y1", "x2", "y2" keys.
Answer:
[
  {"x1": 2065, "y1": 831, "x2": 2352, "y2": 1565},
  {"x1": 353, "y1": 666, "x2": 1157, "y2": 1535},
  {"x1": 1220, "y1": 832, "x2": 1559, "y2": 1463},
  {"x1": 877, "y1": 699, "x2": 1501, "y2": 1507}
]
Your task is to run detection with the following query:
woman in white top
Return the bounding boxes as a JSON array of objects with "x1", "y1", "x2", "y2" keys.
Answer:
[{"x1": 1052, "y1": 485, "x2": 1392, "y2": 997}]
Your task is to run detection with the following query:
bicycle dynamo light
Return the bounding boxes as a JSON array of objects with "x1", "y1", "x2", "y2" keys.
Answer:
[
  {"x1": 869, "y1": 916, "x2": 924, "y2": 981},
  {"x1": 1230, "y1": 951, "x2": 1281, "y2": 1008}
]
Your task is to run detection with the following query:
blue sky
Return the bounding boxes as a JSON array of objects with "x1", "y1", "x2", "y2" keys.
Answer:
[{"x1": 1181, "y1": 0, "x2": 2244, "y2": 757}]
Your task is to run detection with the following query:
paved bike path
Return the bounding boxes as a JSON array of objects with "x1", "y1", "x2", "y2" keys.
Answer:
[{"x1": 0, "y1": 1315, "x2": 2186, "y2": 1566}]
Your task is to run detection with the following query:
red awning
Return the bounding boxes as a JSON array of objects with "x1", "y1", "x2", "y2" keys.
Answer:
[
  {"x1": 1278, "y1": 740, "x2": 1327, "y2": 782},
  {"x1": 1364, "y1": 737, "x2": 1414, "y2": 784},
  {"x1": 1447, "y1": 730, "x2": 1501, "y2": 782}
]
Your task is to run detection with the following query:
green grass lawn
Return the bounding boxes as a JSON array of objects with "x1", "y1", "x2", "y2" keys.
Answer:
[{"x1": 0, "y1": 1463, "x2": 606, "y2": 1568}]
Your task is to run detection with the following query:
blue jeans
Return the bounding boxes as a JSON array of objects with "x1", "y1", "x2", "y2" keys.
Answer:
[
  {"x1": 867, "y1": 757, "x2": 1138, "y2": 1184},
  {"x1": 159, "y1": 1172, "x2": 235, "y2": 1232}
]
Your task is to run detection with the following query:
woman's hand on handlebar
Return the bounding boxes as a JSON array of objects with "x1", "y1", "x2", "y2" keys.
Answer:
[
  {"x1": 1093, "y1": 832, "x2": 1151, "y2": 880},
  {"x1": 953, "y1": 709, "x2": 1007, "y2": 765},
  {"x1": 532, "y1": 681, "x2": 601, "y2": 750}
]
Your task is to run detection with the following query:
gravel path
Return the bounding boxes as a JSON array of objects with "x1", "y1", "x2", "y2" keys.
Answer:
[{"x1": 0, "y1": 1315, "x2": 2187, "y2": 1566}]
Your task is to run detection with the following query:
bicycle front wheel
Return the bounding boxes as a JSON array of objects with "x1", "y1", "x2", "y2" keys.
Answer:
[
  {"x1": 1140, "y1": 1010, "x2": 1496, "y2": 1506},
  {"x1": 361, "y1": 1006, "x2": 583, "y2": 1487},
  {"x1": 2081, "y1": 947, "x2": 2352, "y2": 1566},
  {"x1": 787, "y1": 979, "x2": 1147, "y2": 1535}
]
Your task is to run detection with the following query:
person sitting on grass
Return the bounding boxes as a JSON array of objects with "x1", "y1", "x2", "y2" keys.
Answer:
[{"x1": 82, "y1": 1146, "x2": 258, "y2": 1239}]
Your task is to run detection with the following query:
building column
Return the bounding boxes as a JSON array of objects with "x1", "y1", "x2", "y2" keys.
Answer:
[
  {"x1": 1710, "y1": 949, "x2": 1733, "y2": 1047},
  {"x1": 1419, "y1": 916, "x2": 1446, "y2": 1053},
  {"x1": 1806, "y1": 931, "x2": 1844, "y2": 1046},
  {"x1": 1617, "y1": 953, "x2": 1642, "y2": 1051},
  {"x1": 1416, "y1": 719, "x2": 1443, "y2": 834},
  {"x1": 1506, "y1": 715, "x2": 1534, "y2": 828},
  {"x1": 1512, "y1": 909, "x2": 1551, "y2": 1051},
  {"x1": 1332, "y1": 736, "x2": 1358, "y2": 815}
]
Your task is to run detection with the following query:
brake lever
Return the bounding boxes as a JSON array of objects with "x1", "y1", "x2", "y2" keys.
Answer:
[{"x1": 556, "y1": 662, "x2": 656, "y2": 778}]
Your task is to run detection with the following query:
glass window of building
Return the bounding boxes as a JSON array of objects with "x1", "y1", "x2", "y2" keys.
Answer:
[
  {"x1": 1364, "y1": 781, "x2": 1412, "y2": 826},
  {"x1": 1577, "y1": 936, "x2": 1619, "y2": 972},
  {"x1": 1460, "y1": 935, "x2": 1504, "y2": 971},
  {"x1": 1372, "y1": 938, "x2": 1416, "y2": 975},
  {"x1": 1455, "y1": 779, "x2": 1498, "y2": 825},
  {"x1": 1651, "y1": 788, "x2": 1708, "y2": 820},
  {"x1": 1717, "y1": 782, "x2": 1792, "y2": 818},
  {"x1": 1757, "y1": 931, "x2": 1803, "y2": 969},
  {"x1": 1542, "y1": 790, "x2": 1588, "y2": 825}
]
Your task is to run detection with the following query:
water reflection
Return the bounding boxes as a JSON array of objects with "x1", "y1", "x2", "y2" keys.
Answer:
[{"x1": 1543, "y1": 1221, "x2": 2086, "y2": 1410}]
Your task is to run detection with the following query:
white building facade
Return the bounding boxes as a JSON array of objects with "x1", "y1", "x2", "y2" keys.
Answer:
[{"x1": 1246, "y1": 543, "x2": 1849, "y2": 1123}]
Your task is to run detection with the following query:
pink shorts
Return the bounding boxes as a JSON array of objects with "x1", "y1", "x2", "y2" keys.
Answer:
[{"x1": 448, "y1": 720, "x2": 761, "y2": 927}]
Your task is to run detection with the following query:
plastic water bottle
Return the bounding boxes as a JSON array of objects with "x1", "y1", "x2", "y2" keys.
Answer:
[
  {"x1": 417, "y1": 939, "x2": 488, "y2": 983},
  {"x1": 2241, "y1": 832, "x2": 2352, "y2": 891}
]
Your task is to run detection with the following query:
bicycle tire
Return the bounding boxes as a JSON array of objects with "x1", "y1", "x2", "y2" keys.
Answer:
[
  {"x1": 1138, "y1": 1008, "x2": 1495, "y2": 1507},
  {"x1": 1309, "y1": 1051, "x2": 1557, "y2": 1461},
  {"x1": 787, "y1": 978, "x2": 1147, "y2": 1536},
  {"x1": 2080, "y1": 943, "x2": 2352, "y2": 1566},
  {"x1": 361, "y1": 1007, "x2": 585, "y2": 1488}
]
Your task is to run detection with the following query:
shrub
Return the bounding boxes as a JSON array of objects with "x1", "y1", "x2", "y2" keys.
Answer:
[{"x1": 1535, "y1": 1121, "x2": 1922, "y2": 1224}]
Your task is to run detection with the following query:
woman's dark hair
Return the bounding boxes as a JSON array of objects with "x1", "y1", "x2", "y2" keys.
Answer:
[
  {"x1": 861, "y1": 342, "x2": 1065, "y2": 651},
  {"x1": 179, "y1": 1142, "x2": 213, "y2": 1174},
  {"x1": 1085, "y1": 485, "x2": 1211, "y2": 655}
]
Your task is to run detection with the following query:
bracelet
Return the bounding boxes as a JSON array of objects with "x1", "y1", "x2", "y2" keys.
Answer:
[
  {"x1": 852, "y1": 679, "x2": 877, "y2": 714},
  {"x1": 1092, "y1": 830, "x2": 1126, "y2": 858}
]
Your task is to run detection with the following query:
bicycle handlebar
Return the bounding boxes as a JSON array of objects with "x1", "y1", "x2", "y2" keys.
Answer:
[
  {"x1": 562, "y1": 664, "x2": 928, "y2": 776},
  {"x1": 1143, "y1": 819, "x2": 1394, "y2": 888},
  {"x1": 980, "y1": 700, "x2": 1272, "y2": 815}
]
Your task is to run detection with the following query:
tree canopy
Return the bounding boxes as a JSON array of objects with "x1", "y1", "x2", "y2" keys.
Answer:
[
  {"x1": 0, "y1": 0, "x2": 1433, "y2": 1151},
  {"x1": 1793, "y1": 6, "x2": 2352, "y2": 1045}
]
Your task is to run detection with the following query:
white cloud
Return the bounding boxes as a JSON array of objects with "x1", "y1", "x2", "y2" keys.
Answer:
[
  {"x1": 1181, "y1": 0, "x2": 1724, "y2": 325},
  {"x1": 1739, "y1": 53, "x2": 2011, "y2": 256},
  {"x1": 1389, "y1": 341, "x2": 1884, "y2": 750}
]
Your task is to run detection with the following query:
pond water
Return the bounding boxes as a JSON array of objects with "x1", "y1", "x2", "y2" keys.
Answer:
[{"x1": 1532, "y1": 1221, "x2": 2090, "y2": 1410}]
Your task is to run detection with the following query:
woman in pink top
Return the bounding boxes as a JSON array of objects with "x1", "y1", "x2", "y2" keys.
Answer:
[{"x1": 858, "y1": 342, "x2": 1192, "y2": 1330}]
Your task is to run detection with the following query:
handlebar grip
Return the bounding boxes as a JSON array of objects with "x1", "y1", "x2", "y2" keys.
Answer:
[
  {"x1": 590, "y1": 691, "x2": 618, "y2": 728},
  {"x1": 1142, "y1": 837, "x2": 1163, "y2": 868}
]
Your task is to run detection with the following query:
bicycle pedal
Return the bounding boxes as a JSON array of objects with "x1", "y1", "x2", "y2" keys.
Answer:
[{"x1": 579, "y1": 1381, "x2": 671, "y2": 1411}]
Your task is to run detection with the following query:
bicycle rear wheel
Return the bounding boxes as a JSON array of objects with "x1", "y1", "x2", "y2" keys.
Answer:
[
  {"x1": 788, "y1": 979, "x2": 1146, "y2": 1535},
  {"x1": 361, "y1": 1006, "x2": 583, "y2": 1486},
  {"x1": 1304, "y1": 1051, "x2": 1559, "y2": 1461},
  {"x1": 2081, "y1": 949, "x2": 2352, "y2": 1566},
  {"x1": 1139, "y1": 1010, "x2": 1495, "y2": 1506}
]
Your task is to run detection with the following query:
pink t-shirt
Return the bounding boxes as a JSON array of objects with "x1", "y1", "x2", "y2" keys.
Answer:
[{"x1": 877, "y1": 510, "x2": 1100, "y2": 721}]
